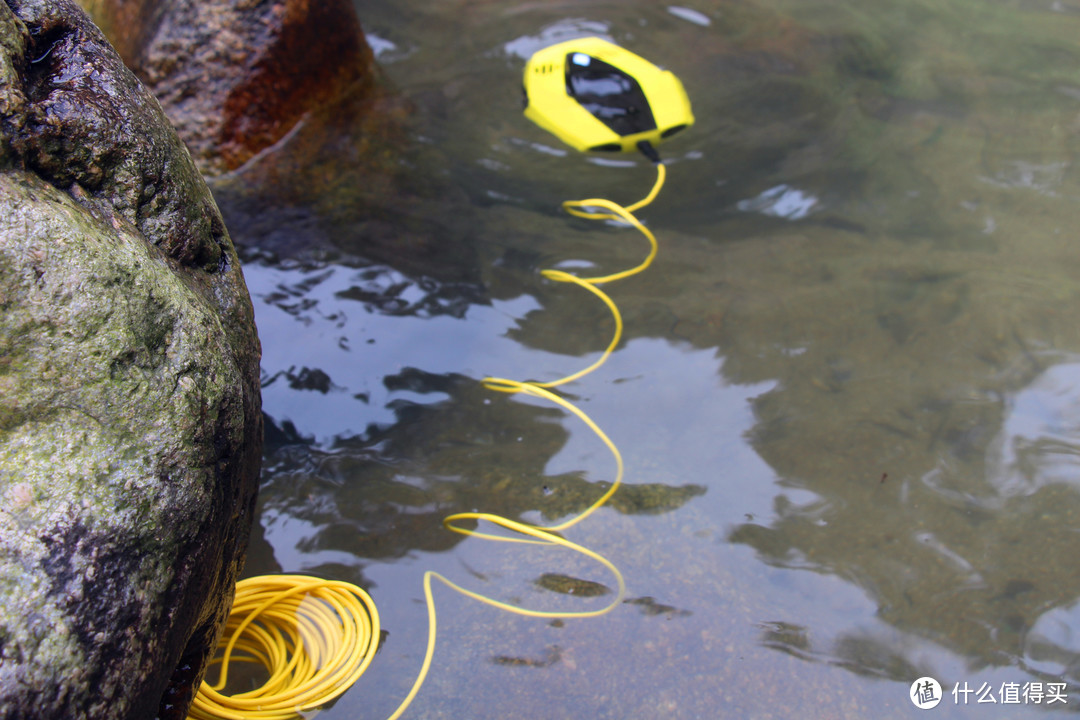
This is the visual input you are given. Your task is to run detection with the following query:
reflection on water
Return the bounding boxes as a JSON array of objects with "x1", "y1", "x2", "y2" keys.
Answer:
[
  {"x1": 737, "y1": 183, "x2": 820, "y2": 220},
  {"x1": 237, "y1": 0, "x2": 1080, "y2": 717}
]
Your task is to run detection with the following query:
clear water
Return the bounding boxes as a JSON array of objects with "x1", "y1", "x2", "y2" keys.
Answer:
[{"x1": 235, "y1": 1, "x2": 1080, "y2": 717}]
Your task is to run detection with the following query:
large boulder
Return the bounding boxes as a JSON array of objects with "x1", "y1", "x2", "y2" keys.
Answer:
[{"x1": 0, "y1": 1, "x2": 261, "y2": 718}]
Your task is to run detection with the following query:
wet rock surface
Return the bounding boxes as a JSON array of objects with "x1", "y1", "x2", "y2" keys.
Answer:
[
  {"x1": 0, "y1": 1, "x2": 261, "y2": 718},
  {"x1": 81, "y1": 0, "x2": 378, "y2": 176},
  {"x1": 78, "y1": 0, "x2": 481, "y2": 284}
]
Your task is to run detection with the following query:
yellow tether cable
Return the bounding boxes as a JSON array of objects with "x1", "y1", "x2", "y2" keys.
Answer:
[
  {"x1": 190, "y1": 160, "x2": 667, "y2": 720},
  {"x1": 188, "y1": 576, "x2": 381, "y2": 720}
]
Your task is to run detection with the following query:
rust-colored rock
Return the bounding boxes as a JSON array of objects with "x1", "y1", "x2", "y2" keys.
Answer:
[
  {"x1": 75, "y1": 0, "x2": 475, "y2": 283},
  {"x1": 81, "y1": 0, "x2": 382, "y2": 176}
]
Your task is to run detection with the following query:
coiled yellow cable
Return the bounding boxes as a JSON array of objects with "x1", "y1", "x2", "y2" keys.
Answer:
[
  {"x1": 187, "y1": 576, "x2": 380, "y2": 720},
  {"x1": 190, "y1": 161, "x2": 666, "y2": 720}
]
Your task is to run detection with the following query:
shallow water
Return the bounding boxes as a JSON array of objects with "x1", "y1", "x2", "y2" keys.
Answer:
[{"x1": 236, "y1": 1, "x2": 1080, "y2": 717}]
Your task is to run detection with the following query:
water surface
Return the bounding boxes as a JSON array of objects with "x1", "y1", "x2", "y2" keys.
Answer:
[{"x1": 236, "y1": 1, "x2": 1080, "y2": 717}]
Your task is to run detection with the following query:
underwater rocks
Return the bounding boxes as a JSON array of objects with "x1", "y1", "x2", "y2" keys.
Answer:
[{"x1": 0, "y1": 1, "x2": 261, "y2": 718}]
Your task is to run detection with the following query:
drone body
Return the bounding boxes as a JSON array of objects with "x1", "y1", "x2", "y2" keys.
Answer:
[{"x1": 523, "y1": 36, "x2": 694, "y2": 155}]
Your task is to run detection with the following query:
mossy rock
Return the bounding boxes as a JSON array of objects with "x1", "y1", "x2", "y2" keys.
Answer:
[{"x1": 0, "y1": 1, "x2": 261, "y2": 718}]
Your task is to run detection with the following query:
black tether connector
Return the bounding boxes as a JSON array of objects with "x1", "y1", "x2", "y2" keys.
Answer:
[{"x1": 636, "y1": 140, "x2": 661, "y2": 164}]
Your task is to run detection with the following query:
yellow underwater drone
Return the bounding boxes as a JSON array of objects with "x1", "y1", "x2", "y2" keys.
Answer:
[
  {"x1": 190, "y1": 36, "x2": 692, "y2": 720},
  {"x1": 523, "y1": 36, "x2": 694, "y2": 158}
]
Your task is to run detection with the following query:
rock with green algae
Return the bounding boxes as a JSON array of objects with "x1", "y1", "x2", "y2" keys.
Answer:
[{"x1": 0, "y1": 1, "x2": 261, "y2": 719}]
